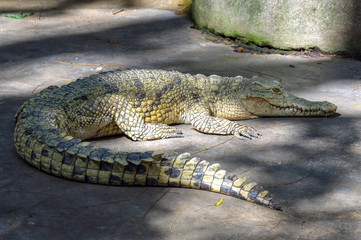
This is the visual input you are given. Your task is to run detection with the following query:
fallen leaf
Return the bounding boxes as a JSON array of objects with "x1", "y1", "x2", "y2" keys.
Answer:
[
  {"x1": 112, "y1": 9, "x2": 124, "y2": 15},
  {"x1": 214, "y1": 197, "x2": 223, "y2": 206},
  {"x1": 236, "y1": 47, "x2": 243, "y2": 52},
  {"x1": 3, "y1": 12, "x2": 34, "y2": 19}
]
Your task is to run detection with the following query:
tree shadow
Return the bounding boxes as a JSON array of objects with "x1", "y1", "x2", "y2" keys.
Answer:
[
  {"x1": 0, "y1": 0, "x2": 137, "y2": 14},
  {"x1": 0, "y1": 15, "x2": 186, "y2": 68}
]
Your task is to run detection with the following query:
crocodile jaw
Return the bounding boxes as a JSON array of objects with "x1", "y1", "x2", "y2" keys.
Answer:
[{"x1": 242, "y1": 97, "x2": 337, "y2": 117}]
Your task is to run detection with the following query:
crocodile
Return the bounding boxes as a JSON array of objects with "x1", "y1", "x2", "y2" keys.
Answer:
[{"x1": 14, "y1": 69, "x2": 337, "y2": 211}]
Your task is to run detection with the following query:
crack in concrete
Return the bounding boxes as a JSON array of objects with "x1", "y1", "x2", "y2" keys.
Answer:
[{"x1": 266, "y1": 149, "x2": 331, "y2": 188}]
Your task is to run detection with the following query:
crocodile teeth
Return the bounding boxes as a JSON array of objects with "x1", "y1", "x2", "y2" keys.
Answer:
[{"x1": 271, "y1": 104, "x2": 327, "y2": 115}]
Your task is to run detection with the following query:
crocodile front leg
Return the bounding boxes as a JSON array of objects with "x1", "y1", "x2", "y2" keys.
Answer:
[{"x1": 187, "y1": 104, "x2": 260, "y2": 139}]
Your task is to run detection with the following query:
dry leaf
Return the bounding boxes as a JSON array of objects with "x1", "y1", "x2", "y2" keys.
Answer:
[{"x1": 214, "y1": 197, "x2": 223, "y2": 206}]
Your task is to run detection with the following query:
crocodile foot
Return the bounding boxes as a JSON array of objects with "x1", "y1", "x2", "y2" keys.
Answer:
[{"x1": 232, "y1": 124, "x2": 260, "y2": 140}]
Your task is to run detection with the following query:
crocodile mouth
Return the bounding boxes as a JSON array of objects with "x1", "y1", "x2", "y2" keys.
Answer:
[
  {"x1": 243, "y1": 97, "x2": 337, "y2": 117},
  {"x1": 268, "y1": 102, "x2": 337, "y2": 116}
]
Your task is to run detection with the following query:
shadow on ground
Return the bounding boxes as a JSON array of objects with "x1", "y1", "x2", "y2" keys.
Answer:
[{"x1": 0, "y1": 0, "x2": 161, "y2": 14}]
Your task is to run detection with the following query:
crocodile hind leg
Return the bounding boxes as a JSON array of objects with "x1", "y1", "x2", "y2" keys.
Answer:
[
  {"x1": 69, "y1": 95, "x2": 182, "y2": 140},
  {"x1": 188, "y1": 104, "x2": 260, "y2": 139},
  {"x1": 92, "y1": 122, "x2": 124, "y2": 138},
  {"x1": 112, "y1": 96, "x2": 183, "y2": 141}
]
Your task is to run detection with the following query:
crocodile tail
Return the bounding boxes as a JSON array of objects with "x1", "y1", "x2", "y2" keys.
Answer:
[
  {"x1": 14, "y1": 120, "x2": 281, "y2": 210},
  {"x1": 144, "y1": 152, "x2": 282, "y2": 211}
]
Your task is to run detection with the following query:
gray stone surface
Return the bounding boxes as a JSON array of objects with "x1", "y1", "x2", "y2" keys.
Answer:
[
  {"x1": 193, "y1": 0, "x2": 361, "y2": 57},
  {"x1": 1, "y1": 8, "x2": 361, "y2": 240}
]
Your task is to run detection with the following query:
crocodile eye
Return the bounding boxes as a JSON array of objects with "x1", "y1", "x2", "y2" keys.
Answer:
[{"x1": 272, "y1": 87, "x2": 281, "y2": 93}]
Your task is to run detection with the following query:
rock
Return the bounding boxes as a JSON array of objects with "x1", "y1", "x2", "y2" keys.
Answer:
[{"x1": 192, "y1": 0, "x2": 361, "y2": 57}]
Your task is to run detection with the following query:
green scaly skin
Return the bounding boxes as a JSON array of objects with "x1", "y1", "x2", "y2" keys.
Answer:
[{"x1": 14, "y1": 69, "x2": 337, "y2": 211}]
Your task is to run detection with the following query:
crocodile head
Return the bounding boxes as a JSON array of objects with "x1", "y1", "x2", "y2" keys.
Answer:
[{"x1": 240, "y1": 77, "x2": 337, "y2": 117}]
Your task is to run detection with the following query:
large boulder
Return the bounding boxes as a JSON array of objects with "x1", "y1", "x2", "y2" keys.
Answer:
[{"x1": 192, "y1": 0, "x2": 361, "y2": 56}]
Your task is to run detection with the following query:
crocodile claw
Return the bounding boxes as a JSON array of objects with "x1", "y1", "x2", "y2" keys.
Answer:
[{"x1": 233, "y1": 125, "x2": 260, "y2": 140}]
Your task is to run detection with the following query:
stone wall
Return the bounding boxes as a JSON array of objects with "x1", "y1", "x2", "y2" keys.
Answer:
[{"x1": 192, "y1": 0, "x2": 361, "y2": 56}]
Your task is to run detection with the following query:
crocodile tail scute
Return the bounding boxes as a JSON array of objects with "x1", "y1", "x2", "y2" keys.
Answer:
[
  {"x1": 146, "y1": 152, "x2": 282, "y2": 211},
  {"x1": 14, "y1": 125, "x2": 281, "y2": 211}
]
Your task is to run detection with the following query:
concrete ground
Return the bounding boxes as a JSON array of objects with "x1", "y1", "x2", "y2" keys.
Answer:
[{"x1": 1, "y1": 7, "x2": 361, "y2": 240}]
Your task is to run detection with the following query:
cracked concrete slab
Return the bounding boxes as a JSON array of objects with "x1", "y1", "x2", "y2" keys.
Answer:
[{"x1": 1, "y1": 8, "x2": 361, "y2": 240}]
